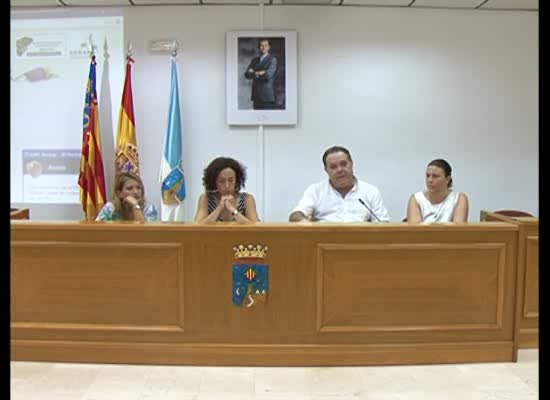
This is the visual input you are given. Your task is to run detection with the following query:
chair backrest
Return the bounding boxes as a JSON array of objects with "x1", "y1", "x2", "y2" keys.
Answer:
[{"x1": 494, "y1": 210, "x2": 534, "y2": 218}]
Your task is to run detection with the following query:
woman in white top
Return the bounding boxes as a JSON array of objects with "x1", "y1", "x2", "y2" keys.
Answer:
[{"x1": 406, "y1": 159, "x2": 469, "y2": 224}]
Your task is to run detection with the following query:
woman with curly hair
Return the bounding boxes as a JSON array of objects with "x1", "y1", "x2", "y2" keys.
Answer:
[{"x1": 194, "y1": 157, "x2": 259, "y2": 224}]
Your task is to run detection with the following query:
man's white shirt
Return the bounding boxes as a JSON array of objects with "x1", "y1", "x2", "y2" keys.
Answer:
[{"x1": 292, "y1": 178, "x2": 391, "y2": 222}]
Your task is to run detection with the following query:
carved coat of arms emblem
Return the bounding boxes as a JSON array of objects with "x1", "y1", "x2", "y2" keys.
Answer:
[{"x1": 232, "y1": 244, "x2": 268, "y2": 308}]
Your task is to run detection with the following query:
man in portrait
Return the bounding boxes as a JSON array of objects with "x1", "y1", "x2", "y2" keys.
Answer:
[{"x1": 244, "y1": 38, "x2": 278, "y2": 110}]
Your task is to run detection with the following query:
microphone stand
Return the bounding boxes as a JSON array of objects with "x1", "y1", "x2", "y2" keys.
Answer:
[{"x1": 358, "y1": 198, "x2": 381, "y2": 222}]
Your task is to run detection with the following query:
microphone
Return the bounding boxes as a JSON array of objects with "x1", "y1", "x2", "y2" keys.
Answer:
[{"x1": 358, "y1": 198, "x2": 381, "y2": 222}]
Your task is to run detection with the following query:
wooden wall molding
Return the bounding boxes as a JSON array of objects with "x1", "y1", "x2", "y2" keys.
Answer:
[
  {"x1": 316, "y1": 243, "x2": 507, "y2": 334},
  {"x1": 12, "y1": 339, "x2": 514, "y2": 366},
  {"x1": 479, "y1": 211, "x2": 538, "y2": 349},
  {"x1": 11, "y1": 241, "x2": 185, "y2": 337}
]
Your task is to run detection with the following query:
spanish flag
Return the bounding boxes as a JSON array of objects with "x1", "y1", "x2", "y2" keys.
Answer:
[
  {"x1": 115, "y1": 55, "x2": 139, "y2": 176},
  {"x1": 78, "y1": 55, "x2": 107, "y2": 221}
]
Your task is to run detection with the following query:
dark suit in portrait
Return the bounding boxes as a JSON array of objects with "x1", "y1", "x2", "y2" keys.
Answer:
[{"x1": 244, "y1": 39, "x2": 278, "y2": 110}]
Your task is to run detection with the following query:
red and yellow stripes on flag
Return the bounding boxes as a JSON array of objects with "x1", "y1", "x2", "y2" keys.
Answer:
[
  {"x1": 115, "y1": 56, "x2": 139, "y2": 176},
  {"x1": 78, "y1": 55, "x2": 107, "y2": 221},
  {"x1": 244, "y1": 268, "x2": 256, "y2": 282}
]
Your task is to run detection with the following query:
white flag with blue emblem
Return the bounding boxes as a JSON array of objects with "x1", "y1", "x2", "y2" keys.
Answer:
[{"x1": 159, "y1": 56, "x2": 186, "y2": 221}]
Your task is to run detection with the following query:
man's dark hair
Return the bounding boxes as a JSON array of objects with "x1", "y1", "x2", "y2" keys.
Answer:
[
  {"x1": 322, "y1": 146, "x2": 353, "y2": 168},
  {"x1": 258, "y1": 38, "x2": 270, "y2": 47},
  {"x1": 427, "y1": 158, "x2": 453, "y2": 188},
  {"x1": 202, "y1": 157, "x2": 247, "y2": 192}
]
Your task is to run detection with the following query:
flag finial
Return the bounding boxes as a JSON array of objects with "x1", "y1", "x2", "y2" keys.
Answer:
[
  {"x1": 127, "y1": 42, "x2": 133, "y2": 58},
  {"x1": 88, "y1": 34, "x2": 96, "y2": 58},
  {"x1": 171, "y1": 40, "x2": 179, "y2": 58}
]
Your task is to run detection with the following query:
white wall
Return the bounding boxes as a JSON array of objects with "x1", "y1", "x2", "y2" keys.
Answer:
[{"x1": 14, "y1": 5, "x2": 538, "y2": 221}]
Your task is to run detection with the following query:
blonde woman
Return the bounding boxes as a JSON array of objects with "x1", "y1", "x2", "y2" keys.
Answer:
[{"x1": 95, "y1": 172, "x2": 157, "y2": 222}]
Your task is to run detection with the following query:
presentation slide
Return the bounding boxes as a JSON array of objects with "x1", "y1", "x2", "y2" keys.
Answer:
[
  {"x1": 10, "y1": 13, "x2": 124, "y2": 205},
  {"x1": 22, "y1": 149, "x2": 80, "y2": 204}
]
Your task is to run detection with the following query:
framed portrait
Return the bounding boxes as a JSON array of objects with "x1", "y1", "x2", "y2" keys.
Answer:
[{"x1": 226, "y1": 30, "x2": 297, "y2": 126}]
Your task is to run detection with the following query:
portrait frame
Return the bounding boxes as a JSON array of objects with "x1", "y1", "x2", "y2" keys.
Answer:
[{"x1": 226, "y1": 30, "x2": 297, "y2": 126}]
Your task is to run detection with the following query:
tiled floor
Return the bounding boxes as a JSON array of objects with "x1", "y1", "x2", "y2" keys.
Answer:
[{"x1": 11, "y1": 350, "x2": 538, "y2": 400}]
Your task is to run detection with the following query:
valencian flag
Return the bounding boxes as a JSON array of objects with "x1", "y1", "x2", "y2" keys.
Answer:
[
  {"x1": 78, "y1": 55, "x2": 107, "y2": 221},
  {"x1": 115, "y1": 55, "x2": 139, "y2": 176},
  {"x1": 159, "y1": 56, "x2": 186, "y2": 221}
]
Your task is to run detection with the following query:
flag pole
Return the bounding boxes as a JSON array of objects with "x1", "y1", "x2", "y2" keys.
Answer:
[
  {"x1": 160, "y1": 41, "x2": 186, "y2": 221},
  {"x1": 79, "y1": 34, "x2": 107, "y2": 221}
]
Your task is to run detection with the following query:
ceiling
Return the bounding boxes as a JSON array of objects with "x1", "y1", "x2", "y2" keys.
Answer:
[{"x1": 9, "y1": 0, "x2": 540, "y2": 10}]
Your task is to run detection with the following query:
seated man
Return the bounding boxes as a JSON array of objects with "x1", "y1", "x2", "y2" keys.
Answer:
[{"x1": 289, "y1": 146, "x2": 390, "y2": 223}]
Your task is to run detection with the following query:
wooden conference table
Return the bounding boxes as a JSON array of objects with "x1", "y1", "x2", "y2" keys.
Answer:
[
  {"x1": 11, "y1": 221, "x2": 524, "y2": 366},
  {"x1": 480, "y1": 211, "x2": 539, "y2": 349}
]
